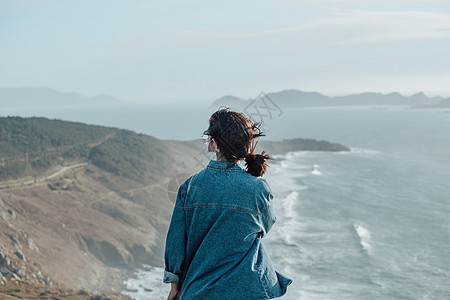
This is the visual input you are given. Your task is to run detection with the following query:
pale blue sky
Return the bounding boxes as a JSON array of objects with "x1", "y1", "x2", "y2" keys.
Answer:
[{"x1": 1, "y1": 0, "x2": 450, "y2": 103}]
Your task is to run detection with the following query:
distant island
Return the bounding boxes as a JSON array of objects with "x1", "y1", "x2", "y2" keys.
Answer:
[
  {"x1": 412, "y1": 98, "x2": 450, "y2": 109},
  {"x1": 0, "y1": 87, "x2": 121, "y2": 109},
  {"x1": 0, "y1": 116, "x2": 349, "y2": 298},
  {"x1": 211, "y1": 89, "x2": 448, "y2": 109},
  {"x1": 2, "y1": 87, "x2": 449, "y2": 112}
]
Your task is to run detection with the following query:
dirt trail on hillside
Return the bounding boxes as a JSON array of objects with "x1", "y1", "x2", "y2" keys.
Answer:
[{"x1": 0, "y1": 162, "x2": 88, "y2": 190}]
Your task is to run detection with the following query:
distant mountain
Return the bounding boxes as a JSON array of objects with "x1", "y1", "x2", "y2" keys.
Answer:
[
  {"x1": 213, "y1": 95, "x2": 249, "y2": 108},
  {"x1": 268, "y1": 90, "x2": 330, "y2": 107},
  {"x1": 210, "y1": 89, "x2": 443, "y2": 109},
  {"x1": 413, "y1": 98, "x2": 450, "y2": 109},
  {"x1": 0, "y1": 87, "x2": 121, "y2": 109},
  {"x1": 433, "y1": 98, "x2": 450, "y2": 108}
]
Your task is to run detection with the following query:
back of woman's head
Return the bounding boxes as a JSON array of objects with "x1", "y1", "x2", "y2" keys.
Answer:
[{"x1": 203, "y1": 107, "x2": 272, "y2": 177}]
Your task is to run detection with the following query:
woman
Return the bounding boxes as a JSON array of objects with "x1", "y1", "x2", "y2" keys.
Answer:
[{"x1": 163, "y1": 108, "x2": 292, "y2": 299}]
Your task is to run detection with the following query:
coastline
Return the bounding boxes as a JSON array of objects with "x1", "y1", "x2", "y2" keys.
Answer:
[{"x1": 122, "y1": 265, "x2": 168, "y2": 300}]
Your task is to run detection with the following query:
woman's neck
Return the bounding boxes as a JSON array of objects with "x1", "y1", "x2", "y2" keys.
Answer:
[
  {"x1": 217, "y1": 153, "x2": 241, "y2": 163},
  {"x1": 217, "y1": 155, "x2": 230, "y2": 162}
]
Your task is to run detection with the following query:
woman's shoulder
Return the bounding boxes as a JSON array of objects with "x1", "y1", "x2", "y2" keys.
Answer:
[
  {"x1": 189, "y1": 165, "x2": 272, "y2": 196},
  {"x1": 240, "y1": 172, "x2": 272, "y2": 193},
  {"x1": 177, "y1": 172, "x2": 199, "y2": 196},
  {"x1": 233, "y1": 173, "x2": 273, "y2": 209}
]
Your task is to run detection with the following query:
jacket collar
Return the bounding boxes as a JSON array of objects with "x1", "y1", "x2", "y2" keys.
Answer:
[{"x1": 206, "y1": 160, "x2": 246, "y2": 172}]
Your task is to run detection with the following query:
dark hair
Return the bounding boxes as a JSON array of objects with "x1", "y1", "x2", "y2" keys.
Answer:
[{"x1": 203, "y1": 107, "x2": 272, "y2": 177}]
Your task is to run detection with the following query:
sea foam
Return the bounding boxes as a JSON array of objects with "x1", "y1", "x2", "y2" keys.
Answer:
[
  {"x1": 349, "y1": 148, "x2": 380, "y2": 154},
  {"x1": 353, "y1": 224, "x2": 372, "y2": 254},
  {"x1": 123, "y1": 265, "x2": 168, "y2": 300},
  {"x1": 311, "y1": 164, "x2": 322, "y2": 176},
  {"x1": 283, "y1": 191, "x2": 299, "y2": 219}
]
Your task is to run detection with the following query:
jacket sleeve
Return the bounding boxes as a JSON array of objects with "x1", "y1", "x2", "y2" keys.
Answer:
[
  {"x1": 259, "y1": 179, "x2": 277, "y2": 237},
  {"x1": 163, "y1": 177, "x2": 190, "y2": 284}
]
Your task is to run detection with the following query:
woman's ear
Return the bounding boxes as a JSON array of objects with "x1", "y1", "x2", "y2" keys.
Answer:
[{"x1": 208, "y1": 138, "x2": 217, "y2": 152}]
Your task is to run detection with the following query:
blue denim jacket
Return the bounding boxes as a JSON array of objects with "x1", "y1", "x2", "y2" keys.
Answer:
[{"x1": 163, "y1": 160, "x2": 292, "y2": 299}]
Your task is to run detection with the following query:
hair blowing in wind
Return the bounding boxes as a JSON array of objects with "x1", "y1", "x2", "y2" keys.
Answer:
[{"x1": 203, "y1": 108, "x2": 272, "y2": 177}]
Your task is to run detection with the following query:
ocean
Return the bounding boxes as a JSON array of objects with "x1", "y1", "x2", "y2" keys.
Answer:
[
  {"x1": 3, "y1": 104, "x2": 448, "y2": 299},
  {"x1": 122, "y1": 106, "x2": 450, "y2": 299}
]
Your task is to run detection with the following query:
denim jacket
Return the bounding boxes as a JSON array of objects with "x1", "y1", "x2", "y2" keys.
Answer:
[{"x1": 163, "y1": 160, "x2": 292, "y2": 299}]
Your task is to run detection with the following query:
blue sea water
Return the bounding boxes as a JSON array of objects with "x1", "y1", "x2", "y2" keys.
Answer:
[
  {"x1": 122, "y1": 106, "x2": 450, "y2": 300},
  {"x1": 265, "y1": 148, "x2": 449, "y2": 299},
  {"x1": 3, "y1": 104, "x2": 448, "y2": 299}
]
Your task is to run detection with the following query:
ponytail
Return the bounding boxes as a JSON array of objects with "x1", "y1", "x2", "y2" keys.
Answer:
[{"x1": 244, "y1": 150, "x2": 271, "y2": 177}]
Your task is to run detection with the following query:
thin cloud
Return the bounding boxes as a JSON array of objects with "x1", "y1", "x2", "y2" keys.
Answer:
[
  {"x1": 175, "y1": 26, "x2": 308, "y2": 40},
  {"x1": 331, "y1": 9, "x2": 450, "y2": 44},
  {"x1": 176, "y1": 9, "x2": 450, "y2": 44}
]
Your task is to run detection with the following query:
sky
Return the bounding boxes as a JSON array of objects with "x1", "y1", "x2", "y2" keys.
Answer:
[{"x1": 1, "y1": 0, "x2": 450, "y2": 103}]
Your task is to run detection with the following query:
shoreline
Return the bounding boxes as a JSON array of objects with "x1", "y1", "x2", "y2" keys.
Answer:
[{"x1": 122, "y1": 265, "x2": 168, "y2": 300}]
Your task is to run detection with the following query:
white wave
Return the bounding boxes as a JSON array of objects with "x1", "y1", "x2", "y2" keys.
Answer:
[
  {"x1": 279, "y1": 159, "x2": 292, "y2": 169},
  {"x1": 311, "y1": 164, "x2": 322, "y2": 176},
  {"x1": 349, "y1": 148, "x2": 380, "y2": 154},
  {"x1": 273, "y1": 150, "x2": 310, "y2": 160},
  {"x1": 271, "y1": 153, "x2": 288, "y2": 160},
  {"x1": 354, "y1": 224, "x2": 372, "y2": 254},
  {"x1": 283, "y1": 191, "x2": 299, "y2": 219},
  {"x1": 266, "y1": 165, "x2": 309, "y2": 192},
  {"x1": 123, "y1": 265, "x2": 168, "y2": 300},
  {"x1": 285, "y1": 151, "x2": 306, "y2": 159},
  {"x1": 278, "y1": 219, "x2": 302, "y2": 247},
  {"x1": 279, "y1": 159, "x2": 310, "y2": 172}
]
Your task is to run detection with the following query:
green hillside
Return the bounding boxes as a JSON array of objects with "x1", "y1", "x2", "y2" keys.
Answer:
[
  {"x1": 0, "y1": 117, "x2": 173, "y2": 183},
  {"x1": 88, "y1": 130, "x2": 172, "y2": 183},
  {"x1": 0, "y1": 116, "x2": 350, "y2": 182}
]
